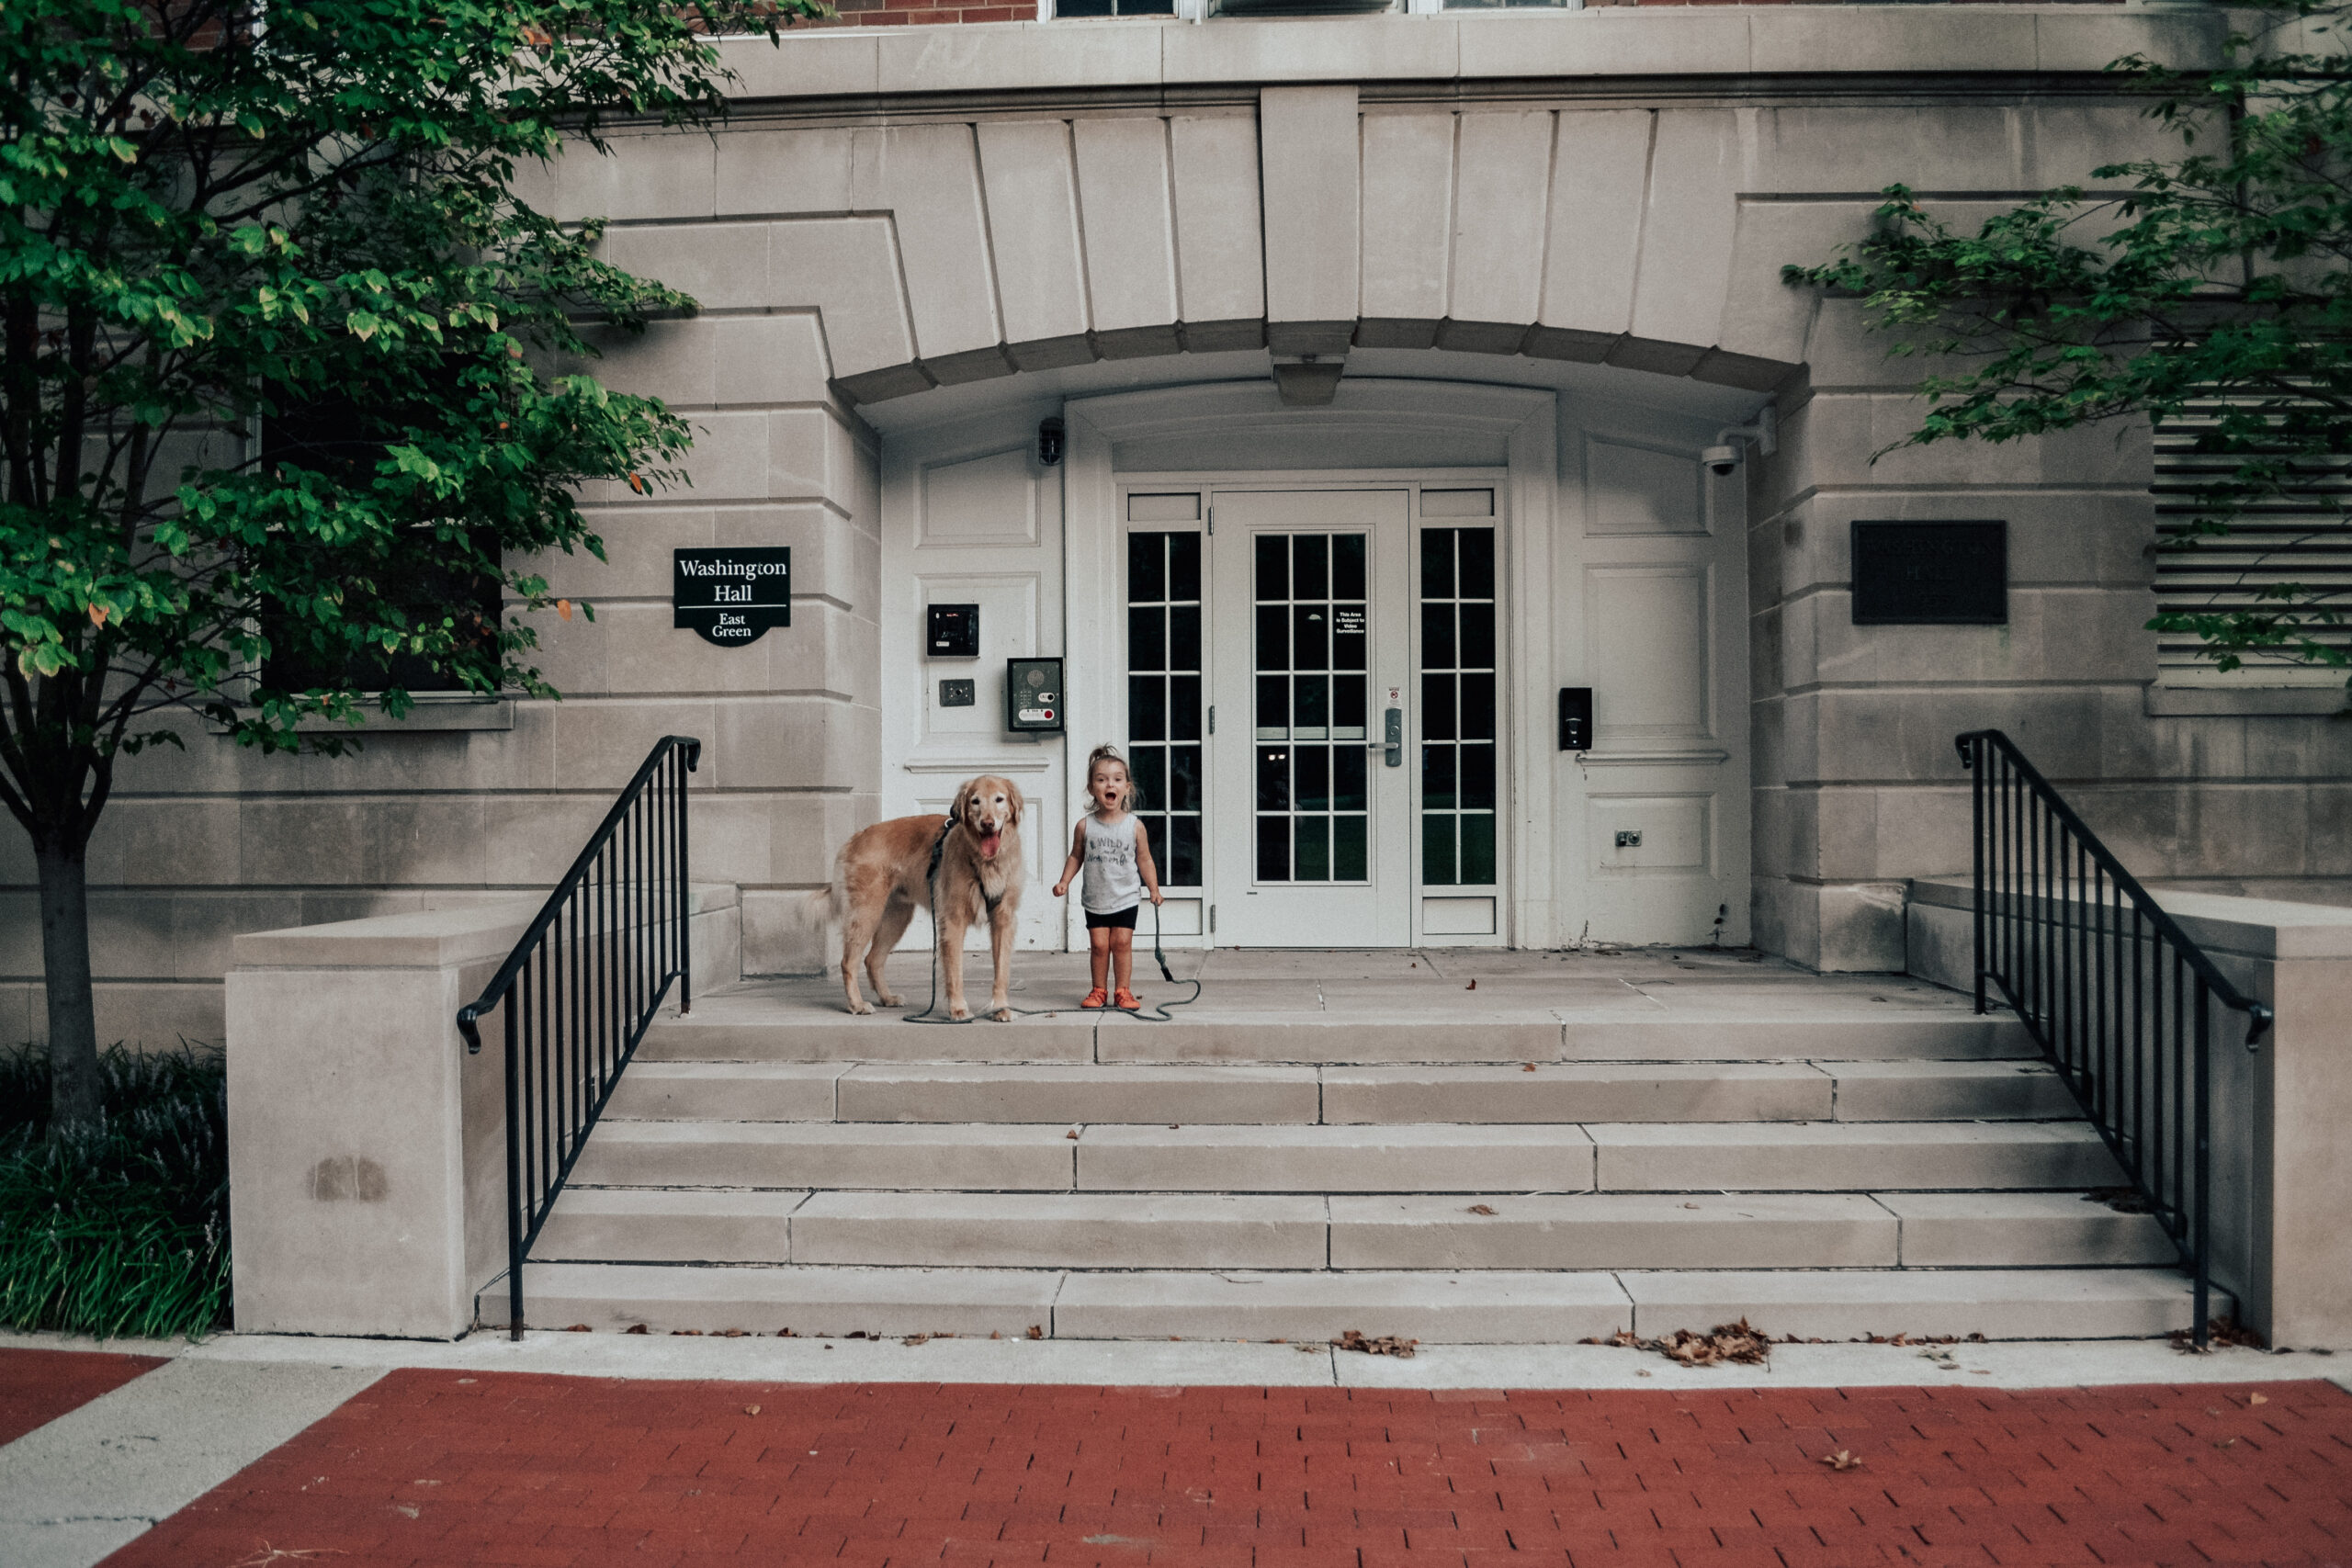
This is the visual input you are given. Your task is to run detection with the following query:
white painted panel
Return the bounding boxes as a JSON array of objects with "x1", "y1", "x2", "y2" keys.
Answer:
[
  {"x1": 1156, "y1": 897, "x2": 1204, "y2": 938},
  {"x1": 1590, "y1": 795, "x2": 1710, "y2": 875},
  {"x1": 1421, "y1": 488, "x2": 1494, "y2": 519},
  {"x1": 920, "y1": 446, "x2": 1040, "y2": 548},
  {"x1": 1588, "y1": 567, "x2": 1709, "y2": 739},
  {"x1": 1586, "y1": 436, "x2": 1705, "y2": 536},
  {"x1": 1128, "y1": 491, "x2": 1201, "y2": 523},
  {"x1": 1421, "y1": 896, "x2": 1497, "y2": 937},
  {"x1": 919, "y1": 574, "x2": 1036, "y2": 744}
]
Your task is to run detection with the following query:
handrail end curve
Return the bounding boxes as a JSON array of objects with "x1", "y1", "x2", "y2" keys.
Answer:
[{"x1": 457, "y1": 1006, "x2": 483, "y2": 1057}]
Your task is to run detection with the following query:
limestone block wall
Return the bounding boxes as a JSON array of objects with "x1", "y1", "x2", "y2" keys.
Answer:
[
  {"x1": 1751, "y1": 304, "x2": 2352, "y2": 972},
  {"x1": 9, "y1": 6, "x2": 2324, "y2": 1036}
]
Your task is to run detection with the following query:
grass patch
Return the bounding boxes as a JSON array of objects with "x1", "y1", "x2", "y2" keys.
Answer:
[{"x1": 0, "y1": 1043, "x2": 230, "y2": 1338}]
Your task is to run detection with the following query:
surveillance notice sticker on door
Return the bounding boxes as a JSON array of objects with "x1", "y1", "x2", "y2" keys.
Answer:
[{"x1": 673, "y1": 547, "x2": 790, "y2": 646}]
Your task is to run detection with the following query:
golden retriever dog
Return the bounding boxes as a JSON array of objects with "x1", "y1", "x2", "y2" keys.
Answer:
[{"x1": 812, "y1": 775, "x2": 1024, "y2": 1021}]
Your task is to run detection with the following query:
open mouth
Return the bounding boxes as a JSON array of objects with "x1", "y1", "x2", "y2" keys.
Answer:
[{"x1": 977, "y1": 829, "x2": 1002, "y2": 860}]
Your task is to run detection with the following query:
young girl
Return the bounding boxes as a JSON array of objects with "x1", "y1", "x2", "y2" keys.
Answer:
[{"x1": 1052, "y1": 744, "x2": 1164, "y2": 1010}]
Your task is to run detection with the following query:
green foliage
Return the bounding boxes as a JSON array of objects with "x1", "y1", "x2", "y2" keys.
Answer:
[
  {"x1": 1784, "y1": 2, "x2": 2352, "y2": 685},
  {"x1": 0, "y1": 0, "x2": 824, "y2": 856},
  {"x1": 0, "y1": 1043, "x2": 229, "y2": 1338}
]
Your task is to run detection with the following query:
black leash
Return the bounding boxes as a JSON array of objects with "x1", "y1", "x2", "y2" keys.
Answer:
[{"x1": 899, "y1": 823, "x2": 1202, "y2": 1024}]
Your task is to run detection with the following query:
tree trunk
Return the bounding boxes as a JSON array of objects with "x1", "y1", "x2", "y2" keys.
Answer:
[{"x1": 36, "y1": 839, "x2": 102, "y2": 1135}]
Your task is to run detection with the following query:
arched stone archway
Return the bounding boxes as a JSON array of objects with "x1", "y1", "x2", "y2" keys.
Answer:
[{"x1": 578, "y1": 86, "x2": 1809, "y2": 412}]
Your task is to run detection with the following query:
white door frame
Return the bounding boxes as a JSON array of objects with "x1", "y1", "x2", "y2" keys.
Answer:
[{"x1": 1060, "y1": 378, "x2": 1559, "y2": 950}]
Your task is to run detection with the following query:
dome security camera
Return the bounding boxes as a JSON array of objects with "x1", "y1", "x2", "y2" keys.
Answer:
[{"x1": 1702, "y1": 407, "x2": 1777, "y2": 479}]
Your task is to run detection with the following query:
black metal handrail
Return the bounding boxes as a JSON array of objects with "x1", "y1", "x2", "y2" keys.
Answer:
[
  {"x1": 456, "y1": 735, "x2": 700, "y2": 1339},
  {"x1": 1956, "y1": 729, "x2": 2271, "y2": 1350}
]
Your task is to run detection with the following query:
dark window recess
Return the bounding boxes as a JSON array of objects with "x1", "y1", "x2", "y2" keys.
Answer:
[
  {"x1": 1127, "y1": 530, "x2": 1204, "y2": 889},
  {"x1": 259, "y1": 392, "x2": 503, "y2": 694},
  {"x1": 1055, "y1": 0, "x2": 1174, "y2": 15},
  {"x1": 1420, "y1": 526, "x2": 1497, "y2": 886},
  {"x1": 1252, "y1": 530, "x2": 1370, "y2": 885}
]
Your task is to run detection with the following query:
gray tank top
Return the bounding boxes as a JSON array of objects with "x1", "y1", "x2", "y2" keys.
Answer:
[{"x1": 1079, "y1": 813, "x2": 1143, "y2": 914}]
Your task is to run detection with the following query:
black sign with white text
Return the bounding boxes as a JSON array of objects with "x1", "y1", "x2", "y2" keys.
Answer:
[{"x1": 673, "y1": 547, "x2": 791, "y2": 647}]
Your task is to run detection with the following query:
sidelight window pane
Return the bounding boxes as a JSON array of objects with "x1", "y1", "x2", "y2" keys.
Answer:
[
  {"x1": 1129, "y1": 605, "x2": 1164, "y2": 672},
  {"x1": 1128, "y1": 532, "x2": 1164, "y2": 603},
  {"x1": 1170, "y1": 604, "x2": 1202, "y2": 672},
  {"x1": 1419, "y1": 525, "x2": 1498, "y2": 890},
  {"x1": 1170, "y1": 676, "x2": 1202, "y2": 741},
  {"x1": 1169, "y1": 532, "x2": 1202, "y2": 602},
  {"x1": 1130, "y1": 675, "x2": 1166, "y2": 740},
  {"x1": 1125, "y1": 530, "x2": 1203, "y2": 889}
]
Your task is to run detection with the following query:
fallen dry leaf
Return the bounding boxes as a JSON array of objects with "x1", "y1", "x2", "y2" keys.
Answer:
[
  {"x1": 903, "y1": 1335, "x2": 929, "y2": 1347},
  {"x1": 1065, "y1": 1129, "x2": 1080, "y2": 1140},
  {"x1": 1820, "y1": 1450, "x2": 1864, "y2": 1472},
  {"x1": 1332, "y1": 1329, "x2": 1418, "y2": 1359},
  {"x1": 1027, "y1": 1325, "x2": 1044, "y2": 1340},
  {"x1": 1465, "y1": 979, "x2": 1476, "y2": 990},
  {"x1": 743, "y1": 1404, "x2": 762, "y2": 1416},
  {"x1": 556, "y1": 598, "x2": 572, "y2": 621},
  {"x1": 1521, "y1": 1064, "x2": 1536, "y2": 1073},
  {"x1": 2216, "y1": 1437, "x2": 2238, "y2": 1450},
  {"x1": 561, "y1": 1324, "x2": 591, "y2": 1333},
  {"x1": 2251, "y1": 1393, "x2": 2270, "y2": 1405},
  {"x1": 1466, "y1": 1203, "x2": 1498, "y2": 1216}
]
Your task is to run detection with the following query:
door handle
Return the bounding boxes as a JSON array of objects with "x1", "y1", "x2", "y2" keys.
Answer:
[{"x1": 1384, "y1": 706, "x2": 1403, "y2": 768}]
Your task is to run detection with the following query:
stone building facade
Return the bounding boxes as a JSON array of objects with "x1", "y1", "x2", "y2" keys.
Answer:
[{"x1": 6, "y1": 6, "x2": 2347, "y2": 1046}]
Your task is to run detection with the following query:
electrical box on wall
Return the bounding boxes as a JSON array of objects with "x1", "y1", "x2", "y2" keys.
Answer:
[
  {"x1": 927, "y1": 604, "x2": 979, "y2": 658},
  {"x1": 1006, "y1": 658, "x2": 1063, "y2": 734},
  {"x1": 1558, "y1": 687, "x2": 1593, "y2": 751}
]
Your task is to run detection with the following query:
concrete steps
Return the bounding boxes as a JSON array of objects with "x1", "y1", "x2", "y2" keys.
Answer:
[
  {"x1": 537, "y1": 1187, "x2": 2175, "y2": 1271},
  {"x1": 515, "y1": 964, "x2": 2199, "y2": 1344},
  {"x1": 517, "y1": 1261, "x2": 2211, "y2": 1343},
  {"x1": 563, "y1": 1119, "x2": 2118, "y2": 1194},
  {"x1": 604, "y1": 1060, "x2": 2078, "y2": 1124},
  {"x1": 635, "y1": 1012, "x2": 2033, "y2": 1066}
]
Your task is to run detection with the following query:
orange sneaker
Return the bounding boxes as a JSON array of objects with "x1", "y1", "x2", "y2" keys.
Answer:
[
  {"x1": 1113, "y1": 987, "x2": 1140, "y2": 1010},
  {"x1": 1080, "y1": 987, "x2": 1108, "y2": 1010}
]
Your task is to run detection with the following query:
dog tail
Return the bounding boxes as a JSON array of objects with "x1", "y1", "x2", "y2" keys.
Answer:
[{"x1": 797, "y1": 883, "x2": 839, "y2": 931}]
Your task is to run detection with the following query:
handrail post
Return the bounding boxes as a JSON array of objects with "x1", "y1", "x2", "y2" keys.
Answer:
[
  {"x1": 679, "y1": 746, "x2": 694, "y2": 1016},
  {"x1": 2193, "y1": 984, "x2": 2211, "y2": 1352},
  {"x1": 1965, "y1": 734, "x2": 1986, "y2": 1015},
  {"x1": 503, "y1": 998, "x2": 524, "y2": 1343}
]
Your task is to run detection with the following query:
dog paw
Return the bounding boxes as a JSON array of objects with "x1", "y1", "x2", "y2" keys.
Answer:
[
  {"x1": 846, "y1": 999, "x2": 874, "y2": 1016},
  {"x1": 948, "y1": 1006, "x2": 972, "y2": 1021},
  {"x1": 987, "y1": 1007, "x2": 1012, "y2": 1023},
  {"x1": 875, "y1": 991, "x2": 904, "y2": 1008}
]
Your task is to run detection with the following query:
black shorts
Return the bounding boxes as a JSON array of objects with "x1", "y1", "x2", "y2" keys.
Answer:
[{"x1": 1084, "y1": 905, "x2": 1139, "y2": 931}]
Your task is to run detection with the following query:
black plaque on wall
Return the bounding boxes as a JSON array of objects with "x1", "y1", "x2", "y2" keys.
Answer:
[
  {"x1": 1850, "y1": 521, "x2": 2007, "y2": 626},
  {"x1": 673, "y1": 547, "x2": 791, "y2": 647}
]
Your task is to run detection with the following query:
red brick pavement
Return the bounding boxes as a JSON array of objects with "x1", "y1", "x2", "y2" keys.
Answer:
[
  {"x1": 0, "y1": 1346, "x2": 167, "y2": 1446},
  {"x1": 98, "y1": 1371, "x2": 2352, "y2": 1568}
]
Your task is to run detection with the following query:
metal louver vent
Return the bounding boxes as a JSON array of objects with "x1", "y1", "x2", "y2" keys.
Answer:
[{"x1": 2152, "y1": 390, "x2": 2352, "y2": 685}]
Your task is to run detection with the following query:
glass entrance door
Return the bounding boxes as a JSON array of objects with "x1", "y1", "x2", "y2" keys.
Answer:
[{"x1": 1209, "y1": 490, "x2": 1412, "y2": 946}]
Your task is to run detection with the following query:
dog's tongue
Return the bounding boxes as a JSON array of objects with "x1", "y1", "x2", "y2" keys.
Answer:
[{"x1": 978, "y1": 829, "x2": 1001, "y2": 860}]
